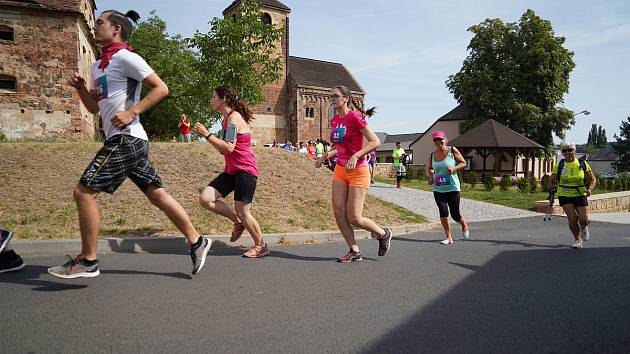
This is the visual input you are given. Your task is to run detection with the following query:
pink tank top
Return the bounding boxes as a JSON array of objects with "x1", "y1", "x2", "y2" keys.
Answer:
[{"x1": 222, "y1": 111, "x2": 259, "y2": 177}]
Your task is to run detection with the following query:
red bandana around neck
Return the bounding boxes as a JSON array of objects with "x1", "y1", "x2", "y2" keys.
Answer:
[{"x1": 98, "y1": 42, "x2": 134, "y2": 71}]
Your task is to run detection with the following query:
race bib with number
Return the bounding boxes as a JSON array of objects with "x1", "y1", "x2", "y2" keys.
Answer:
[
  {"x1": 434, "y1": 174, "x2": 451, "y2": 186},
  {"x1": 95, "y1": 75, "x2": 108, "y2": 102},
  {"x1": 330, "y1": 126, "x2": 346, "y2": 143}
]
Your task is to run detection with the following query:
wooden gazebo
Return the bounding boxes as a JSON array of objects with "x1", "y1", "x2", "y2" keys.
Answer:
[{"x1": 449, "y1": 119, "x2": 544, "y2": 177}]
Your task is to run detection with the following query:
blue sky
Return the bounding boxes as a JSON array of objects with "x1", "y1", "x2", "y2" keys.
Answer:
[{"x1": 99, "y1": 0, "x2": 630, "y2": 143}]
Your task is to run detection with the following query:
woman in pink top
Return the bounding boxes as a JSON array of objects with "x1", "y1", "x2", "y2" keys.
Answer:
[
  {"x1": 316, "y1": 85, "x2": 392, "y2": 263},
  {"x1": 194, "y1": 86, "x2": 268, "y2": 258}
]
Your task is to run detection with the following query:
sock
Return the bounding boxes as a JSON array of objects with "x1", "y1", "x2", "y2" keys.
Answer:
[
  {"x1": 191, "y1": 236, "x2": 203, "y2": 248},
  {"x1": 82, "y1": 258, "x2": 98, "y2": 266}
]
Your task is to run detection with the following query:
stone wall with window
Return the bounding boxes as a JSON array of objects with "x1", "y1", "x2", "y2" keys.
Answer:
[{"x1": 0, "y1": 6, "x2": 96, "y2": 140}]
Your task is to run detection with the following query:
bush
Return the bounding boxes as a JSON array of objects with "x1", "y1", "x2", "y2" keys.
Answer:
[
  {"x1": 405, "y1": 167, "x2": 415, "y2": 180},
  {"x1": 540, "y1": 174, "x2": 550, "y2": 192},
  {"x1": 529, "y1": 176, "x2": 539, "y2": 193},
  {"x1": 469, "y1": 171, "x2": 478, "y2": 189},
  {"x1": 623, "y1": 178, "x2": 630, "y2": 191},
  {"x1": 517, "y1": 177, "x2": 529, "y2": 193},
  {"x1": 417, "y1": 166, "x2": 426, "y2": 181},
  {"x1": 0, "y1": 131, "x2": 5, "y2": 142},
  {"x1": 483, "y1": 174, "x2": 495, "y2": 191},
  {"x1": 601, "y1": 179, "x2": 609, "y2": 191},
  {"x1": 500, "y1": 175, "x2": 511, "y2": 191},
  {"x1": 614, "y1": 178, "x2": 623, "y2": 191}
]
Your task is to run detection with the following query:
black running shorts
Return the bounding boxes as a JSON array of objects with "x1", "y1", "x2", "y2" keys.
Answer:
[
  {"x1": 558, "y1": 196, "x2": 588, "y2": 207},
  {"x1": 79, "y1": 134, "x2": 163, "y2": 194},
  {"x1": 209, "y1": 171, "x2": 258, "y2": 203}
]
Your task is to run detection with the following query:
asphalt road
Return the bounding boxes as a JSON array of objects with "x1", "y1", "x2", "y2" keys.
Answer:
[{"x1": 2, "y1": 216, "x2": 630, "y2": 354}]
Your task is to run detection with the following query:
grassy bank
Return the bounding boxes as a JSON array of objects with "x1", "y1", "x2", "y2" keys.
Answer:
[{"x1": 0, "y1": 142, "x2": 427, "y2": 240}]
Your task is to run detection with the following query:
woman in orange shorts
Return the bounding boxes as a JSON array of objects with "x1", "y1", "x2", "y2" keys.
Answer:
[{"x1": 315, "y1": 85, "x2": 392, "y2": 263}]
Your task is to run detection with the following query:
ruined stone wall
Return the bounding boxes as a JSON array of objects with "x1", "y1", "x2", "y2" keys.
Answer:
[{"x1": 0, "y1": 7, "x2": 96, "y2": 140}]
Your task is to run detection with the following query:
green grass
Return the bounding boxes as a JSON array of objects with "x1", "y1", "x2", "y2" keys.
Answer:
[{"x1": 375, "y1": 176, "x2": 549, "y2": 210}]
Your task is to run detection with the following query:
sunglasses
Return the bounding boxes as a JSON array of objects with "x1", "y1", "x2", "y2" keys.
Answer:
[
  {"x1": 561, "y1": 149, "x2": 574, "y2": 153},
  {"x1": 433, "y1": 138, "x2": 444, "y2": 142},
  {"x1": 329, "y1": 94, "x2": 344, "y2": 99}
]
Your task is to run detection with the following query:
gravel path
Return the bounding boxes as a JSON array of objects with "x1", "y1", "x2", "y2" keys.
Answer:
[{"x1": 369, "y1": 183, "x2": 539, "y2": 221}]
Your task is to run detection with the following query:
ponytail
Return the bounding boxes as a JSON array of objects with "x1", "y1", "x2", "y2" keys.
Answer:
[
  {"x1": 103, "y1": 10, "x2": 140, "y2": 41},
  {"x1": 214, "y1": 86, "x2": 254, "y2": 124},
  {"x1": 334, "y1": 85, "x2": 376, "y2": 118}
]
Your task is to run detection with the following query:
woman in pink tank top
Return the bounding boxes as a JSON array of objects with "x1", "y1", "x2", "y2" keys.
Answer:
[
  {"x1": 194, "y1": 86, "x2": 268, "y2": 258},
  {"x1": 315, "y1": 85, "x2": 392, "y2": 263}
]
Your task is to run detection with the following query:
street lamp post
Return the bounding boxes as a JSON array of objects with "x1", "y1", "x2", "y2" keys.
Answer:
[
  {"x1": 563, "y1": 110, "x2": 591, "y2": 141},
  {"x1": 574, "y1": 110, "x2": 591, "y2": 117}
]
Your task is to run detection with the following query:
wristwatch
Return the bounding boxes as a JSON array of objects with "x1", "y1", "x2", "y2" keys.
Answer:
[{"x1": 205, "y1": 133, "x2": 212, "y2": 141}]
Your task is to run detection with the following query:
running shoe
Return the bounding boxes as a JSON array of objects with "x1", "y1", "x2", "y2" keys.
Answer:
[
  {"x1": 462, "y1": 226, "x2": 470, "y2": 239},
  {"x1": 243, "y1": 243, "x2": 270, "y2": 258},
  {"x1": 377, "y1": 228, "x2": 392, "y2": 256},
  {"x1": 337, "y1": 249, "x2": 363, "y2": 263},
  {"x1": 0, "y1": 250, "x2": 25, "y2": 274},
  {"x1": 230, "y1": 222, "x2": 245, "y2": 242},
  {"x1": 48, "y1": 255, "x2": 100, "y2": 279},
  {"x1": 440, "y1": 239, "x2": 454, "y2": 245},
  {"x1": 571, "y1": 240, "x2": 583, "y2": 249},
  {"x1": 580, "y1": 226, "x2": 590, "y2": 242},
  {"x1": 0, "y1": 229, "x2": 14, "y2": 253},
  {"x1": 191, "y1": 236, "x2": 212, "y2": 274}
]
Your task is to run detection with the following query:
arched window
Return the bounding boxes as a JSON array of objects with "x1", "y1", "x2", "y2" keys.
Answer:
[
  {"x1": 261, "y1": 12, "x2": 272, "y2": 25},
  {"x1": 0, "y1": 75, "x2": 17, "y2": 92},
  {"x1": 0, "y1": 25, "x2": 14, "y2": 41}
]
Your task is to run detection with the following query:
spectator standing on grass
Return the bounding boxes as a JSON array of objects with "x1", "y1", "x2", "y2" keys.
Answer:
[{"x1": 178, "y1": 113, "x2": 191, "y2": 142}]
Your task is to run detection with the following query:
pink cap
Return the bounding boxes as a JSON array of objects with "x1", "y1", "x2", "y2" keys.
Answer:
[{"x1": 432, "y1": 131, "x2": 446, "y2": 140}]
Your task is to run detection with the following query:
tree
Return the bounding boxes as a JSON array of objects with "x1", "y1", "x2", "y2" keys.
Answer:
[
  {"x1": 446, "y1": 9, "x2": 576, "y2": 153},
  {"x1": 586, "y1": 124, "x2": 608, "y2": 149},
  {"x1": 129, "y1": 12, "x2": 209, "y2": 139},
  {"x1": 612, "y1": 117, "x2": 630, "y2": 172},
  {"x1": 190, "y1": 0, "x2": 283, "y2": 121},
  {"x1": 598, "y1": 125, "x2": 608, "y2": 147}
]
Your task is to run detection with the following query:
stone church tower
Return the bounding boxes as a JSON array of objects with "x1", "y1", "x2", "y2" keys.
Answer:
[
  {"x1": 223, "y1": 0, "x2": 365, "y2": 146},
  {"x1": 0, "y1": 0, "x2": 98, "y2": 140},
  {"x1": 223, "y1": 0, "x2": 291, "y2": 144}
]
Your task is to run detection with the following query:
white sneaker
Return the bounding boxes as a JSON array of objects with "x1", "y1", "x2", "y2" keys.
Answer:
[
  {"x1": 571, "y1": 240, "x2": 583, "y2": 249},
  {"x1": 440, "y1": 239, "x2": 453, "y2": 245},
  {"x1": 580, "y1": 226, "x2": 590, "y2": 242}
]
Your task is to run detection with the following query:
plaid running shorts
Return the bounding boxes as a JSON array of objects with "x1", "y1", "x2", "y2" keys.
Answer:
[{"x1": 79, "y1": 134, "x2": 163, "y2": 194}]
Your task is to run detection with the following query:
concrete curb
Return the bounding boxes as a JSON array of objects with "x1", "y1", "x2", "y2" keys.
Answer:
[{"x1": 12, "y1": 222, "x2": 442, "y2": 257}]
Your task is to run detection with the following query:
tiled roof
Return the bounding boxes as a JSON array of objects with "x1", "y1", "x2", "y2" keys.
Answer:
[
  {"x1": 449, "y1": 119, "x2": 543, "y2": 149},
  {"x1": 223, "y1": 0, "x2": 290, "y2": 15},
  {"x1": 587, "y1": 149, "x2": 619, "y2": 161},
  {"x1": 288, "y1": 56, "x2": 363, "y2": 93},
  {"x1": 374, "y1": 132, "x2": 422, "y2": 152},
  {"x1": 437, "y1": 104, "x2": 470, "y2": 121}
]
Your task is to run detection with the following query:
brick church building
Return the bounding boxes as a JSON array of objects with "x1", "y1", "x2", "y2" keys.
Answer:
[
  {"x1": 0, "y1": 0, "x2": 98, "y2": 139},
  {"x1": 0, "y1": 0, "x2": 364, "y2": 142},
  {"x1": 223, "y1": 0, "x2": 365, "y2": 145}
]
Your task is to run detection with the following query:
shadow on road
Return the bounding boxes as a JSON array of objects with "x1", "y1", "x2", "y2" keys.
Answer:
[
  {"x1": 0, "y1": 265, "x2": 87, "y2": 292},
  {"x1": 363, "y1": 246, "x2": 630, "y2": 353},
  {"x1": 101, "y1": 269, "x2": 192, "y2": 280}
]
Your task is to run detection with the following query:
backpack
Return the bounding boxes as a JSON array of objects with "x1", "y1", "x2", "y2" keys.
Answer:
[{"x1": 556, "y1": 159, "x2": 587, "y2": 191}]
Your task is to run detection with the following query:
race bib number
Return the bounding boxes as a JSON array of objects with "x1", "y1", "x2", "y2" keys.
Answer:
[
  {"x1": 434, "y1": 174, "x2": 451, "y2": 186},
  {"x1": 95, "y1": 75, "x2": 108, "y2": 101},
  {"x1": 330, "y1": 126, "x2": 346, "y2": 143}
]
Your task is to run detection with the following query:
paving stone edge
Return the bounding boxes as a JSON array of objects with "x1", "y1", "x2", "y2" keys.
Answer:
[{"x1": 12, "y1": 222, "x2": 442, "y2": 257}]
